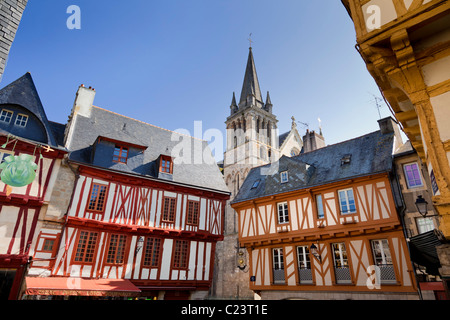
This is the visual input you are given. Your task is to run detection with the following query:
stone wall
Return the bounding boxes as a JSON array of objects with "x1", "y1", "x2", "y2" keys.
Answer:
[{"x1": 0, "y1": 0, "x2": 27, "y2": 80}]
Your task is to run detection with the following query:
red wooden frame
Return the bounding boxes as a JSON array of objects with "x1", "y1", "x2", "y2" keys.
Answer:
[
  {"x1": 186, "y1": 200, "x2": 200, "y2": 226},
  {"x1": 113, "y1": 145, "x2": 129, "y2": 164},
  {"x1": 171, "y1": 239, "x2": 190, "y2": 270},
  {"x1": 86, "y1": 183, "x2": 109, "y2": 213},
  {"x1": 159, "y1": 155, "x2": 173, "y2": 174}
]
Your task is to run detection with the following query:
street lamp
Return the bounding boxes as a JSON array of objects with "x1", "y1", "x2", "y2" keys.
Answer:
[
  {"x1": 415, "y1": 195, "x2": 428, "y2": 217},
  {"x1": 310, "y1": 244, "x2": 322, "y2": 263}
]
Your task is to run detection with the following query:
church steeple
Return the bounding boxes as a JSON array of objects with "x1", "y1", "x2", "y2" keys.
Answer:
[{"x1": 239, "y1": 48, "x2": 264, "y2": 109}]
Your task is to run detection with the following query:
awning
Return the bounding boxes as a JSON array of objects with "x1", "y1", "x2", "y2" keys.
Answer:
[
  {"x1": 25, "y1": 277, "x2": 141, "y2": 297},
  {"x1": 409, "y1": 229, "x2": 446, "y2": 276}
]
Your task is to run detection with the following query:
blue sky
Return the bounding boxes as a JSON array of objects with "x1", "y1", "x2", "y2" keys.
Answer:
[{"x1": 1, "y1": 0, "x2": 396, "y2": 159}]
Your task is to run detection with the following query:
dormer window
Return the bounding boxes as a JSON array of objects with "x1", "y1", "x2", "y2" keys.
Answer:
[
  {"x1": 251, "y1": 179, "x2": 261, "y2": 189},
  {"x1": 341, "y1": 154, "x2": 352, "y2": 166},
  {"x1": 113, "y1": 145, "x2": 128, "y2": 164},
  {"x1": 0, "y1": 110, "x2": 13, "y2": 123},
  {"x1": 280, "y1": 171, "x2": 289, "y2": 183},
  {"x1": 159, "y1": 155, "x2": 173, "y2": 174},
  {"x1": 14, "y1": 114, "x2": 28, "y2": 127}
]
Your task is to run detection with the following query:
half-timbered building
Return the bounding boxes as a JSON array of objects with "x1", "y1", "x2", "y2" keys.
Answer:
[
  {"x1": 24, "y1": 84, "x2": 229, "y2": 300},
  {"x1": 231, "y1": 117, "x2": 420, "y2": 300},
  {"x1": 0, "y1": 73, "x2": 67, "y2": 299}
]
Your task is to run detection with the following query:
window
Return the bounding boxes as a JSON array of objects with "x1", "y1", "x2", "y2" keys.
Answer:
[
  {"x1": 332, "y1": 242, "x2": 351, "y2": 284},
  {"x1": 143, "y1": 237, "x2": 162, "y2": 267},
  {"x1": 338, "y1": 188, "x2": 356, "y2": 215},
  {"x1": 74, "y1": 231, "x2": 98, "y2": 264},
  {"x1": 42, "y1": 239, "x2": 55, "y2": 253},
  {"x1": 403, "y1": 163, "x2": 423, "y2": 188},
  {"x1": 297, "y1": 246, "x2": 313, "y2": 284},
  {"x1": 251, "y1": 179, "x2": 261, "y2": 189},
  {"x1": 106, "y1": 234, "x2": 127, "y2": 265},
  {"x1": 186, "y1": 200, "x2": 200, "y2": 225},
  {"x1": 159, "y1": 155, "x2": 173, "y2": 174},
  {"x1": 173, "y1": 240, "x2": 189, "y2": 269},
  {"x1": 162, "y1": 197, "x2": 177, "y2": 223},
  {"x1": 0, "y1": 150, "x2": 14, "y2": 163},
  {"x1": 316, "y1": 194, "x2": 325, "y2": 219},
  {"x1": 416, "y1": 217, "x2": 435, "y2": 234},
  {"x1": 272, "y1": 248, "x2": 285, "y2": 284},
  {"x1": 0, "y1": 109, "x2": 13, "y2": 123},
  {"x1": 277, "y1": 202, "x2": 289, "y2": 224},
  {"x1": 113, "y1": 145, "x2": 129, "y2": 164},
  {"x1": 87, "y1": 183, "x2": 108, "y2": 212},
  {"x1": 14, "y1": 114, "x2": 28, "y2": 127},
  {"x1": 280, "y1": 171, "x2": 289, "y2": 183},
  {"x1": 371, "y1": 239, "x2": 396, "y2": 283}
]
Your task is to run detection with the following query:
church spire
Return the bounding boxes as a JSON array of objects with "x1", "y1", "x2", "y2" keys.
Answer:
[{"x1": 239, "y1": 47, "x2": 263, "y2": 108}]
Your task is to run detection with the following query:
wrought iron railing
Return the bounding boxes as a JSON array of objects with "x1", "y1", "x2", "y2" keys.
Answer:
[
  {"x1": 298, "y1": 267, "x2": 313, "y2": 284},
  {"x1": 272, "y1": 268, "x2": 285, "y2": 284},
  {"x1": 334, "y1": 266, "x2": 352, "y2": 284}
]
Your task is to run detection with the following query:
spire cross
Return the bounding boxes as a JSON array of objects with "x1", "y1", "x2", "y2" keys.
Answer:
[{"x1": 248, "y1": 33, "x2": 253, "y2": 48}]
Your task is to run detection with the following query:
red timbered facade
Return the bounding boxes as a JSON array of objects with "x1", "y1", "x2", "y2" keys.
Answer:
[
  {"x1": 24, "y1": 84, "x2": 230, "y2": 300},
  {"x1": 0, "y1": 74, "x2": 67, "y2": 300}
]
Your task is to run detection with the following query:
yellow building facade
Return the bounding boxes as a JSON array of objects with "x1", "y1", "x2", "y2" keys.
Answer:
[{"x1": 342, "y1": 0, "x2": 450, "y2": 284}]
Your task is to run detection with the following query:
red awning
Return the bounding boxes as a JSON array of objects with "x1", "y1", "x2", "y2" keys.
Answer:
[
  {"x1": 419, "y1": 281, "x2": 445, "y2": 291},
  {"x1": 25, "y1": 277, "x2": 141, "y2": 297}
]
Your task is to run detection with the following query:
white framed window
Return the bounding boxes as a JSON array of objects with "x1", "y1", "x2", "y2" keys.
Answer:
[
  {"x1": 316, "y1": 194, "x2": 325, "y2": 219},
  {"x1": 338, "y1": 188, "x2": 356, "y2": 215},
  {"x1": 297, "y1": 246, "x2": 311, "y2": 269},
  {"x1": 14, "y1": 114, "x2": 28, "y2": 127},
  {"x1": 277, "y1": 202, "x2": 289, "y2": 224},
  {"x1": 332, "y1": 242, "x2": 352, "y2": 284},
  {"x1": 0, "y1": 109, "x2": 13, "y2": 123},
  {"x1": 416, "y1": 217, "x2": 435, "y2": 234},
  {"x1": 370, "y1": 239, "x2": 396, "y2": 283},
  {"x1": 403, "y1": 162, "x2": 423, "y2": 188},
  {"x1": 280, "y1": 171, "x2": 288, "y2": 183},
  {"x1": 272, "y1": 248, "x2": 285, "y2": 284}
]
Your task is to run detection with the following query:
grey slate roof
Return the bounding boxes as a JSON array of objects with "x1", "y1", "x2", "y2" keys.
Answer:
[
  {"x1": 232, "y1": 130, "x2": 395, "y2": 204},
  {"x1": 68, "y1": 106, "x2": 229, "y2": 193},
  {"x1": 0, "y1": 73, "x2": 59, "y2": 147}
]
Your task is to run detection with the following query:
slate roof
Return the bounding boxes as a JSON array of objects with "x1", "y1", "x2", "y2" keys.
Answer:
[
  {"x1": 232, "y1": 130, "x2": 395, "y2": 204},
  {"x1": 0, "y1": 73, "x2": 59, "y2": 147},
  {"x1": 68, "y1": 106, "x2": 229, "y2": 194},
  {"x1": 239, "y1": 48, "x2": 263, "y2": 106}
]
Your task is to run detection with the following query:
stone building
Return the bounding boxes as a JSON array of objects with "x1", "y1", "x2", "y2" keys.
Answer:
[
  {"x1": 0, "y1": 0, "x2": 28, "y2": 81},
  {"x1": 210, "y1": 47, "x2": 323, "y2": 299}
]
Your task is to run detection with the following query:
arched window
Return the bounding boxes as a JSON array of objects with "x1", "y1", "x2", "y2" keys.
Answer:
[{"x1": 234, "y1": 136, "x2": 237, "y2": 148}]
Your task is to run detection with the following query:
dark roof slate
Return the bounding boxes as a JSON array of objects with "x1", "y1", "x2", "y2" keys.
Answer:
[
  {"x1": 68, "y1": 106, "x2": 229, "y2": 193},
  {"x1": 0, "y1": 73, "x2": 58, "y2": 147},
  {"x1": 232, "y1": 130, "x2": 395, "y2": 204}
]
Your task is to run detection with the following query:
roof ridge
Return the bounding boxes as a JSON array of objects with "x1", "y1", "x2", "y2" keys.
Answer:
[{"x1": 92, "y1": 106, "x2": 206, "y2": 142}]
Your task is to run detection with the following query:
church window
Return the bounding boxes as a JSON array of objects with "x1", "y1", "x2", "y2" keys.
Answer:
[
  {"x1": 113, "y1": 145, "x2": 128, "y2": 164},
  {"x1": 234, "y1": 136, "x2": 237, "y2": 149},
  {"x1": 256, "y1": 119, "x2": 260, "y2": 133},
  {"x1": 280, "y1": 171, "x2": 289, "y2": 183}
]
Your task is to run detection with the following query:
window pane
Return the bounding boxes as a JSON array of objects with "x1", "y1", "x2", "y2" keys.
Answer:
[{"x1": 316, "y1": 195, "x2": 324, "y2": 219}]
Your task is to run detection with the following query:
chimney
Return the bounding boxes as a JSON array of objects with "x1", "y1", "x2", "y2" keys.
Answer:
[
  {"x1": 73, "y1": 84, "x2": 96, "y2": 118},
  {"x1": 378, "y1": 116, "x2": 403, "y2": 152}
]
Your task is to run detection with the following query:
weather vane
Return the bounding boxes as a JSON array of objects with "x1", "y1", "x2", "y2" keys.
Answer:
[{"x1": 248, "y1": 33, "x2": 253, "y2": 48}]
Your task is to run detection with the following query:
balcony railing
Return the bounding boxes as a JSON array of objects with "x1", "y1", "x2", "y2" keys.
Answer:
[
  {"x1": 298, "y1": 267, "x2": 313, "y2": 284},
  {"x1": 334, "y1": 266, "x2": 352, "y2": 284},
  {"x1": 272, "y1": 268, "x2": 285, "y2": 284}
]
